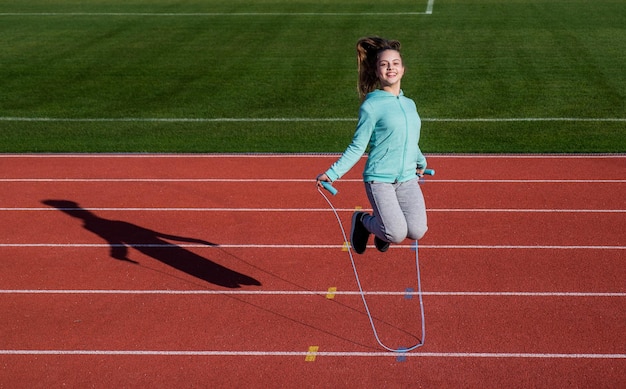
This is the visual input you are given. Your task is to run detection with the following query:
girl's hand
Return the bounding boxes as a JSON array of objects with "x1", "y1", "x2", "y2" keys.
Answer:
[
  {"x1": 316, "y1": 173, "x2": 331, "y2": 188},
  {"x1": 416, "y1": 168, "x2": 425, "y2": 177}
]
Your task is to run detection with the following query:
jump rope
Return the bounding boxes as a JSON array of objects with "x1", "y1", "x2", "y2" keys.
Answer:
[{"x1": 316, "y1": 169, "x2": 434, "y2": 353}]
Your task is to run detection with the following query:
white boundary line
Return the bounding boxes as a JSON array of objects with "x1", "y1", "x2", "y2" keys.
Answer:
[
  {"x1": 0, "y1": 12, "x2": 431, "y2": 17},
  {"x1": 1, "y1": 178, "x2": 624, "y2": 183},
  {"x1": 1, "y1": 290, "x2": 624, "y2": 297},
  {"x1": 1, "y1": 207, "x2": 624, "y2": 213},
  {"x1": 0, "y1": 1, "x2": 435, "y2": 18},
  {"x1": 1, "y1": 117, "x2": 624, "y2": 122},
  {"x1": 426, "y1": 0, "x2": 435, "y2": 14},
  {"x1": 0, "y1": 154, "x2": 624, "y2": 158},
  {"x1": 0, "y1": 349, "x2": 624, "y2": 359},
  {"x1": 0, "y1": 244, "x2": 623, "y2": 250}
]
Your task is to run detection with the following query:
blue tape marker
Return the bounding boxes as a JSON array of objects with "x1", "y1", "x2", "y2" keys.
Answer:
[
  {"x1": 404, "y1": 288, "x2": 414, "y2": 299},
  {"x1": 320, "y1": 181, "x2": 338, "y2": 196},
  {"x1": 396, "y1": 347, "x2": 408, "y2": 362}
]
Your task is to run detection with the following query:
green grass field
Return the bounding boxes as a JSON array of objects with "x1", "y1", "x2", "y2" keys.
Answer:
[{"x1": 1, "y1": 0, "x2": 624, "y2": 153}]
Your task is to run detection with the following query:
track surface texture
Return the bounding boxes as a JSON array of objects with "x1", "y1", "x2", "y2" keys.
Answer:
[{"x1": 1, "y1": 154, "x2": 625, "y2": 388}]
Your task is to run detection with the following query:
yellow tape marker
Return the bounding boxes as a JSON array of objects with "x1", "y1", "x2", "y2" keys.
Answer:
[
  {"x1": 326, "y1": 287, "x2": 337, "y2": 299},
  {"x1": 354, "y1": 205, "x2": 362, "y2": 210},
  {"x1": 342, "y1": 241, "x2": 350, "y2": 251},
  {"x1": 305, "y1": 346, "x2": 319, "y2": 362}
]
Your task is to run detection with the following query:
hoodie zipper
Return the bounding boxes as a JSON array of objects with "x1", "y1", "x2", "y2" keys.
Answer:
[{"x1": 396, "y1": 96, "x2": 409, "y2": 182}]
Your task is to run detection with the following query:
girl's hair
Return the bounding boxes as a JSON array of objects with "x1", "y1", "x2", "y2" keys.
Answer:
[{"x1": 356, "y1": 36, "x2": 402, "y2": 101}]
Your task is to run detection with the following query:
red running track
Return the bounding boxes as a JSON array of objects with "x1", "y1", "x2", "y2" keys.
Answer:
[{"x1": 0, "y1": 154, "x2": 625, "y2": 388}]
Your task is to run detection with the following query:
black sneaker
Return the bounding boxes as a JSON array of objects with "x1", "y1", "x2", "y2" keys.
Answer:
[
  {"x1": 350, "y1": 211, "x2": 370, "y2": 254},
  {"x1": 374, "y1": 236, "x2": 390, "y2": 253}
]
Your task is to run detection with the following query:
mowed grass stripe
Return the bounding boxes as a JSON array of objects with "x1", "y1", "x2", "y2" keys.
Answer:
[{"x1": 1, "y1": 0, "x2": 624, "y2": 153}]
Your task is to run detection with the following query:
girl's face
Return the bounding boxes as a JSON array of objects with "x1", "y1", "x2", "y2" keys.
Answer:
[{"x1": 376, "y1": 49, "x2": 404, "y2": 89}]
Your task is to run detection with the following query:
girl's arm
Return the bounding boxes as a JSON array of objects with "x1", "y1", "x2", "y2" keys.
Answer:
[{"x1": 324, "y1": 104, "x2": 375, "y2": 181}]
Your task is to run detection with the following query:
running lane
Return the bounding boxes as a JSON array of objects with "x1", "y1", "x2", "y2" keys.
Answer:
[{"x1": 0, "y1": 154, "x2": 624, "y2": 388}]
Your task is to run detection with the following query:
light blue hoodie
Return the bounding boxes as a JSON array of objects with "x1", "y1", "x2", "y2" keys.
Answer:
[{"x1": 325, "y1": 89, "x2": 427, "y2": 183}]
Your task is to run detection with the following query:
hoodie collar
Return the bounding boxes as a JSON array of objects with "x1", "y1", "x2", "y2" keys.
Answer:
[{"x1": 367, "y1": 89, "x2": 404, "y2": 98}]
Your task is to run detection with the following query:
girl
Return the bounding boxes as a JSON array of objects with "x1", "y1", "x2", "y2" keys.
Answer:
[{"x1": 316, "y1": 36, "x2": 428, "y2": 254}]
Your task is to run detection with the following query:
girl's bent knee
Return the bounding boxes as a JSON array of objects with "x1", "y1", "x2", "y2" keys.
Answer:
[
  {"x1": 385, "y1": 227, "x2": 408, "y2": 244},
  {"x1": 409, "y1": 225, "x2": 428, "y2": 241}
]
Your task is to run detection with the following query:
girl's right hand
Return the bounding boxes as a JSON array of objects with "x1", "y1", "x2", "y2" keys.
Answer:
[{"x1": 316, "y1": 173, "x2": 331, "y2": 188}]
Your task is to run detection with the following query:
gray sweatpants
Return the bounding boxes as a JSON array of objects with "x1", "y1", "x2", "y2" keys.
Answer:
[{"x1": 362, "y1": 178, "x2": 428, "y2": 244}]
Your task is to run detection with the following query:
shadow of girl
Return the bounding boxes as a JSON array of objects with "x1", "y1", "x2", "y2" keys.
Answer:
[{"x1": 42, "y1": 200, "x2": 261, "y2": 289}]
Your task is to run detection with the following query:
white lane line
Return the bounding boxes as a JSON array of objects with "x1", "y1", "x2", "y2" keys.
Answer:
[
  {"x1": 0, "y1": 349, "x2": 624, "y2": 359},
  {"x1": 1, "y1": 178, "x2": 624, "y2": 183},
  {"x1": 0, "y1": 154, "x2": 623, "y2": 159},
  {"x1": 1, "y1": 207, "x2": 624, "y2": 213},
  {"x1": 1, "y1": 117, "x2": 624, "y2": 122},
  {"x1": 0, "y1": 244, "x2": 623, "y2": 250},
  {"x1": 1, "y1": 290, "x2": 624, "y2": 297}
]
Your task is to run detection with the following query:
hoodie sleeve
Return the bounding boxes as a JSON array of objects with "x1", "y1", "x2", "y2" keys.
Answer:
[{"x1": 325, "y1": 103, "x2": 375, "y2": 181}]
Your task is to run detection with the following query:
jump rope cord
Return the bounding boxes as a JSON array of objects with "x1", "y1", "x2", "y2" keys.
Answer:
[{"x1": 317, "y1": 186, "x2": 425, "y2": 353}]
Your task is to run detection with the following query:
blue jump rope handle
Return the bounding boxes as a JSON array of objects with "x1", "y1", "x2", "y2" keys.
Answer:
[
  {"x1": 321, "y1": 169, "x2": 434, "y2": 196},
  {"x1": 321, "y1": 181, "x2": 338, "y2": 196}
]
